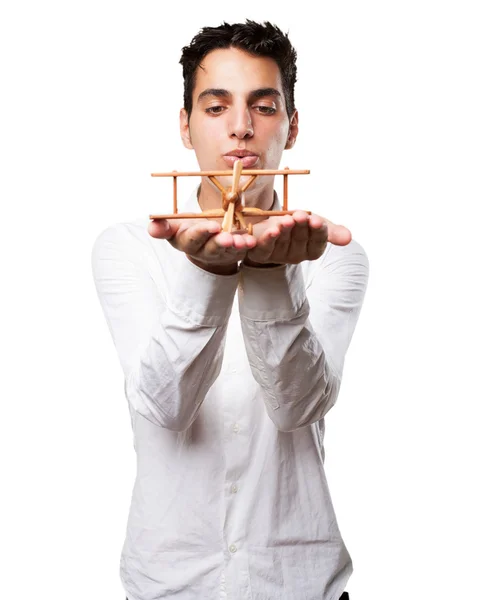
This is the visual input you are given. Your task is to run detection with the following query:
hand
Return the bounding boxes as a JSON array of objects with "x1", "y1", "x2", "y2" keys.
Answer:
[
  {"x1": 148, "y1": 218, "x2": 257, "y2": 275},
  {"x1": 243, "y1": 211, "x2": 352, "y2": 267}
]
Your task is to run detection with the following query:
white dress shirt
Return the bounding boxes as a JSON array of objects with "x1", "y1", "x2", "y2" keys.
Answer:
[{"x1": 91, "y1": 187, "x2": 369, "y2": 600}]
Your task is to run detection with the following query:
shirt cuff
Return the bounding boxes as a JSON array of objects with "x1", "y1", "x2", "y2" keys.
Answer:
[
  {"x1": 238, "y1": 263, "x2": 307, "y2": 321},
  {"x1": 167, "y1": 255, "x2": 239, "y2": 326}
]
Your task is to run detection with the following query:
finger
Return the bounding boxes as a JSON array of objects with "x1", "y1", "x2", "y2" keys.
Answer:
[
  {"x1": 232, "y1": 235, "x2": 247, "y2": 251},
  {"x1": 176, "y1": 221, "x2": 222, "y2": 254},
  {"x1": 254, "y1": 223, "x2": 281, "y2": 246},
  {"x1": 271, "y1": 216, "x2": 295, "y2": 255},
  {"x1": 242, "y1": 234, "x2": 257, "y2": 249},
  {"x1": 231, "y1": 233, "x2": 257, "y2": 251},
  {"x1": 307, "y1": 221, "x2": 329, "y2": 259},
  {"x1": 285, "y1": 213, "x2": 309, "y2": 261},
  {"x1": 308, "y1": 215, "x2": 352, "y2": 246},
  {"x1": 148, "y1": 219, "x2": 178, "y2": 239},
  {"x1": 326, "y1": 222, "x2": 352, "y2": 246},
  {"x1": 214, "y1": 231, "x2": 235, "y2": 248},
  {"x1": 213, "y1": 233, "x2": 250, "y2": 260},
  {"x1": 291, "y1": 210, "x2": 310, "y2": 226},
  {"x1": 290, "y1": 211, "x2": 310, "y2": 242},
  {"x1": 308, "y1": 214, "x2": 324, "y2": 229},
  {"x1": 202, "y1": 231, "x2": 240, "y2": 260},
  {"x1": 280, "y1": 214, "x2": 296, "y2": 229},
  {"x1": 251, "y1": 215, "x2": 284, "y2": 239},
  {"x1": 254, "y1": 228, "x2": 280, "y2": 260}
]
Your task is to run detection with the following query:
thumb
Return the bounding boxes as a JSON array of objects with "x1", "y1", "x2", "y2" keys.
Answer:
[
  {"x1": 326, "y1": 220, "x2": 352, "y2": 246},
  {"x1": 148, "y1": 219, "x2": 178, "y2": 240}
]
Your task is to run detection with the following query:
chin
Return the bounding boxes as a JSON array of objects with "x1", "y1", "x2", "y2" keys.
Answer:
[{"x1": 214, "y1": 174, "x2": 255, "y2": 192}]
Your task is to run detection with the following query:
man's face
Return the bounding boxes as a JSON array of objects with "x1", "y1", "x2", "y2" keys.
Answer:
[{"x1": 180, "y1": 47, "x2": 298, "y2": 178}]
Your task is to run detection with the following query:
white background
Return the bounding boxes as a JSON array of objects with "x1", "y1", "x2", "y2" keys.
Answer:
[{"x1": 1, "y1": 1, "x2": 478, "y2": 599}]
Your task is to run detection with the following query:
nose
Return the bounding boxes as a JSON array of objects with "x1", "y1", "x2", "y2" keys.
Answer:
[{"x1": 229, "y1": 106, "x2": 254, "y2": 139}]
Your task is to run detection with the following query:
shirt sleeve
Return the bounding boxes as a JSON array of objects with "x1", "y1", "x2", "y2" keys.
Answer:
[
  {"x1": 237, "y1": 239, "x2": 369, "y2": 432},
  {"x1": 91, "y1": 223, "x2": 239, "y2": 431}
]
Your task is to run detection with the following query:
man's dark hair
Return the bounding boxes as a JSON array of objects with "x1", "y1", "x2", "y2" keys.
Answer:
[{"x1": 179, "y1": 20, "x2": 297, "y2": 119}]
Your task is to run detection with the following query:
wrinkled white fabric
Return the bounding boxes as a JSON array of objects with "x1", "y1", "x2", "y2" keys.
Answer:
[{"x1": 91, "y1": 187, "x2": 369, "y2": 600}]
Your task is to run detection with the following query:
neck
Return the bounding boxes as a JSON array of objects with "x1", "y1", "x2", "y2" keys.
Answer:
[{"x1": 197, "y1": 176, "x2": 276, "y2": 212}]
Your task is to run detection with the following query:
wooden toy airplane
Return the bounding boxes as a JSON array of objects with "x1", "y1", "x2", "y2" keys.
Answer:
[{"x1": 150, "y1": 160, "x2": 310, "y2": 235}]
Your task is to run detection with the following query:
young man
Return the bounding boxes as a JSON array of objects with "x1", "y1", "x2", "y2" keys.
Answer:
[{"x1": 92, "y1": 20, "x2": 368, "y2": 600}]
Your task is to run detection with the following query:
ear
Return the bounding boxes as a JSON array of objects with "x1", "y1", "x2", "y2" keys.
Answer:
[
  {"x1": 179, "y1": 108, "x2": 194, "y2": 149},
  {"x1": 285, "y1": 110, "x2": 299, "y2": 149}
]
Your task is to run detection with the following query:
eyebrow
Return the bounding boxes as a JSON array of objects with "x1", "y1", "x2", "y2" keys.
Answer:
[
  {"x1": 250, "y1": 88, "x2": 281, "y2": 100},
  {"x1": 196, "y1": 87, "x2": 281, "y2": 103}
]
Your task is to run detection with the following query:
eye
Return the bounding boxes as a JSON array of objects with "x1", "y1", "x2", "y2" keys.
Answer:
[
  {"x1": 255, "y1": 106, "x2": 276, "y2": 115},
  {"x1": 205, "y1": 105, "x2": 226, "y2": 114}
]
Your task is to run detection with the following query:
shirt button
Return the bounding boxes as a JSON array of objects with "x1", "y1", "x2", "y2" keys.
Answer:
[
  {"x1": 231, "y1": 484, "x2": 238, "y2": 493},
  {"x1": 232, "y1": 424, "x2": 240, "y2": 433},
  {"x1": 229, "y1": 544, "x2": 237, "y2": 553}
]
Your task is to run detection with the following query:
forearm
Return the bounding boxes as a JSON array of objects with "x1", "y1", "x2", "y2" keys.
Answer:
[
  {"x1": 125, "y1": 313, "x2": 230, "y2": 431},
  {"x1": 124, "y1": 257, "x2": 239, "y2": 430},
  {"x1": 238, "y1": 263, "x2": 339, "y2": 432},
  {"x1": 92, "y1": 226, "x2": 239, "y2": 431},
  {"x1": 239, "y1": 241, "x2": 369, "y2": 432}
]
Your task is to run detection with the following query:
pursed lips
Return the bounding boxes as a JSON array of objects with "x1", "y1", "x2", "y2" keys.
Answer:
[{"x1": 223, "y1": 150, "x2": 259, "y2": 168}]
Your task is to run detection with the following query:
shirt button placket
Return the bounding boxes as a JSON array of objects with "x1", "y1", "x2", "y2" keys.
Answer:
[{"x1": 225, "y1": 423, "x2": 241, "y2": 571}]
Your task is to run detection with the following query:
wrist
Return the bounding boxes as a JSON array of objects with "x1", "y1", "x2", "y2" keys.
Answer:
[
  {"x1": 242, "y1": 257, "x2": 283, "y2": 269},
  {"x1": 187, "y1": 255, "x2": 239, "y2": 276}
]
